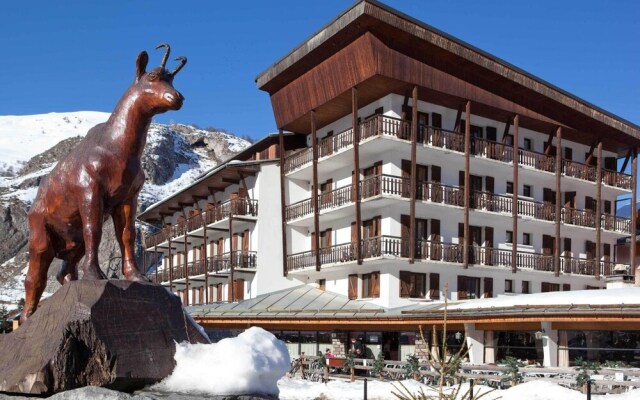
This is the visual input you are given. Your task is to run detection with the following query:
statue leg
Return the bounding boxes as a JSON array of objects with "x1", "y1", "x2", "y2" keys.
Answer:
[
  {"x1": 22, "y1": 215, "x2": 55, "y2": 322},
  {"x1": 79, "y1": 192, "x2": 107, "y2": 280},
  {"x1": 113, "y1": 197, "x2": 147, "y2": 282},
  {"x1": 56, "y1": 246, "x2": 84, "y2": 284}
]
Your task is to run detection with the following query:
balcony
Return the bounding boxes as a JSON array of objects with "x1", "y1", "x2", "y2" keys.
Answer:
[
  {"x1": 283, "y1": 115, "x2": 632, "y2": 189},
  {"x1": 286, "y1": 236, "x2": 625, "y2": 277},
  {"x1": 150, "y1": 251, "x2": 257, "y2": 284},
  {"x1": 144, "y1": 198, "x2": 258, "y2": 248},
  {"x1": 285, "y1": 175, "x2": 631, "y2": 233}
]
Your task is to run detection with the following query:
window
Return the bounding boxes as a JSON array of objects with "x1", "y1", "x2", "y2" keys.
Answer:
[
  {"x1": 522, "y1": 280, "x2": 530, "y2": 294},
  {"x1": 506, "y1": 231, "x2": 513, "y2": 244},
  {"x1": 400, "y1": 271, "x2": 426, "y2": 298},
  {"x1": 505, "y1": 279, "x2": 513, "y2": 293},
  {"x1": 523, "y1": 185, "x2": 532, "y2": 197},
  {"x1": 457, "y1": 275, "x2": 481, "y2": 299},
  {"x1": 541, "y1": 282, "x2": 560, "y2": 292},
  {"x1": 362, "y1": 271, "x2": 380, "y2": 298},
  {"x1": 506, "y1": 182, "x2": 513, "y2": 194},
  {"x1": 523, "y1": 233, "x2": 531, "y2": 246},
  {"x1": 317, "y1": 279, "x2": 326, "y2": 291},
  {"x1": 523, "y1": 138, "x2": 532, "y2": 151}
]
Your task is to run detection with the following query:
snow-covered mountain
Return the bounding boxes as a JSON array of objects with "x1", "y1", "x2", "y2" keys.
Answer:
[{"x1": 0, "y1": 111, "x2": 251, "y2": 307}]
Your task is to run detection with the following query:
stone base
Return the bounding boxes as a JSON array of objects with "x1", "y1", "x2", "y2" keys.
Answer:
[{"x1": 0, "y1": 280, "x2": 208, "y2": 395}]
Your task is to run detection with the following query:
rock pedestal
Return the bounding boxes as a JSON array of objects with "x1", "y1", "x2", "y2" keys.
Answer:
[{"x1": 0, "y1": 280, "x2": 208, "y2": 395}]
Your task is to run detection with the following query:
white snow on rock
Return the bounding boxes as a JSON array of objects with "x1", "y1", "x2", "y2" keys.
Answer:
[
  {"x1": 0, "y1": 111, "x2": 109, "y2": 174},
  {"x1": 155, "y1": 327, "x2": 290, "y2": 396}
]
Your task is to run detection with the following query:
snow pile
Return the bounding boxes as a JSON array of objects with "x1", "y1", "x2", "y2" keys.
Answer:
[
  {"x1": 156, "y1": 327, "x2": 289, "y2": 396},
  {"x1": 277, "y1": 379, "x2": 640, "y2": 400}
]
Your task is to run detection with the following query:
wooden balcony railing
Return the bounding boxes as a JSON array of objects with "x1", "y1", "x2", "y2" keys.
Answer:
[
  {"x1": 285, "y1": 236, "x2": 626, "y2": 276},
  {"x1": 284, "y1": 173, "x2": 630, "y2": 232},
  {"x1": 149, "y1": 251, "x2": 258, "y2": 283},
  {"x1": 284, "y1": 117, "x2": 632, "y2": 189}
]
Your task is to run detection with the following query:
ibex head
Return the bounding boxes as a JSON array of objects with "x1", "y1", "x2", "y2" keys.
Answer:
[{"x1": 134, "y1": 43, "x2": 187, "y2": 113}]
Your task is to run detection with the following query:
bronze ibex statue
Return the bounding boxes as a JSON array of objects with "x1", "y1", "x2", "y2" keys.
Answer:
[{"x1": 22, "y1": 44, "x2": 186, "y2": 321}]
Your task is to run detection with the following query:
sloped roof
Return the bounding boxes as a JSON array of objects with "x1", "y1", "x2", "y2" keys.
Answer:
[{"x1": 187, "y1": 285, "x2": 387, "y2": 319}]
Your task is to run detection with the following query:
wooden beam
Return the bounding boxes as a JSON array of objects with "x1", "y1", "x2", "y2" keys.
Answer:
[
  {"x1": 311, "y1": 110, "x2": 321, "y2": 271},
  {"x1": 179, "y1": 202, "x2": 193, "y2": 208},
  {"x1": 208, "y1": 228, "x2": 230, "y2": 232},
  {"x1": 409, "y1": 85, "x2": 418, "y2": 264},
  {"x1": 208, "y1": 186, "x2": 225, "y2": 193},
  {"x1": 554, "y1": 127, "x2": 562, "y2": 277},
  {"x1": 229, "y1": 215, "x2": 235, "y2": 301},
  {"x1": 454, "y1": 103, "x2": 464, "y2": 133},
  {"x1": 184, "y1": 227, "x2": 189, "y2": 306},
  {"x1": 543, "y1": 131, "x2": 554, "y2": 155},
  {"x1": 512, "y1": 114, "x2": 519, "y2": 274},
  {"x1": 193, "y1": 195, "x2": 209, "y2": 201},
  {"x1": 621, "y1": 149, "x2": 632, "y2": 174},
  {"x1": 584, "y1": 138, "x2": 598, "y2": 166},
  {"x1": 154, "y1": 243, "x2": 160, "y2": 284},
  {"x1": 203, "y1": 212, "x2": 209, "y2": 304},
  {"x1": 159, "y1": 212, "x2": 173, "y2": 218},
  {"x1": 501, "y1": 115, "x2": 512, "y2": 143},
  {"x1": 595, "y1": 140, "x2": 602, "y2": 280},
  {"x1": 168, "y1": 234, "x2": 174, "y2": 293},
  {"x1": 352, "y1": 87, "x2": 363, "y2": 264},
  {"x1": 222, "y1": 178, "x2": 240, "y2": 184},
  {"x1": 633, "y1": 151, "x2": 639, "y2": 286},
  {"x1": 168, "y1": 207, "x2": 181, "y2": 212},
  {"x1": 279, "y1": 128, "x2": 289, "y2": 276},
  {"x1": 463, "y1": 100, "x2": 471, "y2": 268}
]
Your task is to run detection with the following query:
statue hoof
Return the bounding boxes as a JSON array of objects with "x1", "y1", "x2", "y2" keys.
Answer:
[{"x1": 82, "y1": 268, "x2": 107, "y2": 280}]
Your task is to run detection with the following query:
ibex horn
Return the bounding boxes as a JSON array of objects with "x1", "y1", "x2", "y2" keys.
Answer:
[
  {"x1": 155, "y1": 43, "x2": 171, "y2": 69},
  {"x1": 171, "y1": 56, "x2": 187, "y2": 77}
]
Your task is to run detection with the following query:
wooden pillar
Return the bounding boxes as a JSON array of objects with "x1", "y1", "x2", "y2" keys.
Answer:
[
  {"x1": 595, "y1": 140, "x2": 602, "y2": 280},
  {"x1": 143, "y1": 244, "x2": 147, "y2": 276},
  {"x1": 409, "y1": 86, "x2": 418, "y2": 264},
  {"x1": 352, "y1": 88, "x2": 363, "y2": 264},
  {"x1": 183, "y1": 229, "x2": 189, "y2": 306},
  {"x1": 279, "y1": 128, "x2": 289, "y2": 276},
  {"x1": 511, "y1": 115, "x2": 519, "y2": 273},
  {"x1": 463, "y1": 100, "x2": 471, "y2": 268},
  {"x1": 632, "y1": 152, "x2": 639, "y2": 285},
  {"x1": 311, "y1": 110, "x2": 321, "y2": 271},
  {"x1": 154, "y1": 240, "x2": 159, "y2": 283},
  {"x1": 168, "y1": 232, "x2": 173, "y2": 293},
  {"x1": 203, "y1": 214, "x2": 209, "y2": 304},
  {"x1": 229, "y1": 215, "x2": 235, "y2": 301},
  {"x1": 554, "y1": 127, "x2": 562, "y2": 277}
]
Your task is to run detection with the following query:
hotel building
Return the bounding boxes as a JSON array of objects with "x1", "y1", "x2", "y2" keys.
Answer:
[{"x1": 138, "y1": 1, "x2": 640, "y2": 366}]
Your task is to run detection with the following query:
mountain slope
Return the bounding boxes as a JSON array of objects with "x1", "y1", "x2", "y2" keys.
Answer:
[{"x1": 0, "y1": 111, "x2": 251, "y2": 307}]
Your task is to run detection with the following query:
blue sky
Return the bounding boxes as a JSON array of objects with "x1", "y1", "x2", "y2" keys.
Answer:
[{"x1": 1, "y1": 1, "x2": 638, "y2": 141}]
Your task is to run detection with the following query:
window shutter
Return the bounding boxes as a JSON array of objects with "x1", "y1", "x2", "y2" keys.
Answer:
[
  {"x1": 236, "y1": 279, "x2": 245, "y2": 301},
  {"x1": 484, "y1": 226, "x2": 494, "y2": 266},
  {"x1": 399, "y1": 271, "x2": 410, "y2": 298},
  {"x1": 483, "y1": 277, "x2": 493, "y2": 298},
  {"x1": 429, "y1": 273, "x2": 440, "y2": 299},
  {"x1": 417, "y1": 273, "x2": 426, "y2": 298},
  {"x1": 431, "y1": 113, "x2": 442, "y2": 128},
  {"x1": 486, "y1": 126, "x2": 497, "y2": 142},
  {"x1": 457, "y1": 276, "x2": 468, "y2": 300},
  {"x1": 372, "y1": 272, "x2": 380, "y2": 298},
  {"x1": 243, "y1": 230, "x2": 249, "y2": 253},
  {"x1": 348, "y1": 274, "x2": 358, "y2": 300},
  {"x1": 431, "y1": 165, "x2": 441, "y2": 183},
  {"x1": 485, "y1": 176, "x2": 494, "y2": 194}
]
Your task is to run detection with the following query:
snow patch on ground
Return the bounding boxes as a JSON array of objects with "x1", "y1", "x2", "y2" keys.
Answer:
[
  {"x1": 277, "y1": 379, "x2": 639, "y2": 400},
  {"x1": 155, "y1": 327, "x2": 289, "y2": 396}
]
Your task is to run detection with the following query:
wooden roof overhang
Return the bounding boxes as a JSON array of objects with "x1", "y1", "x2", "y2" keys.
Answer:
[
  {"x1": 137, "y1": 161, "x2": 263, "y2": 223},
  {"x1": 193, "y1": 304, "x2": 640, "y2": 332},
  {"x1": 256, "y1": 0, "x2": 640, "y2": 153}
]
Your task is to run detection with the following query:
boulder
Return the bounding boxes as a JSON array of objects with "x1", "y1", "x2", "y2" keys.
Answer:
[{"x1": 0, "y1": 280, "x2": 208, "y2": 395}]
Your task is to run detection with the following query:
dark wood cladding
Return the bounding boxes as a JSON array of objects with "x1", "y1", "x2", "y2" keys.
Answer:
[
  {"x1": 270, "y1": 34, "x2": 378, "y2": 130},
  {"x1": 258, "y1": 1, "x2": 639, "y2": 146},
  {"x1": 270, "y1": 33, "x2": 628, "y2": 153}
]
